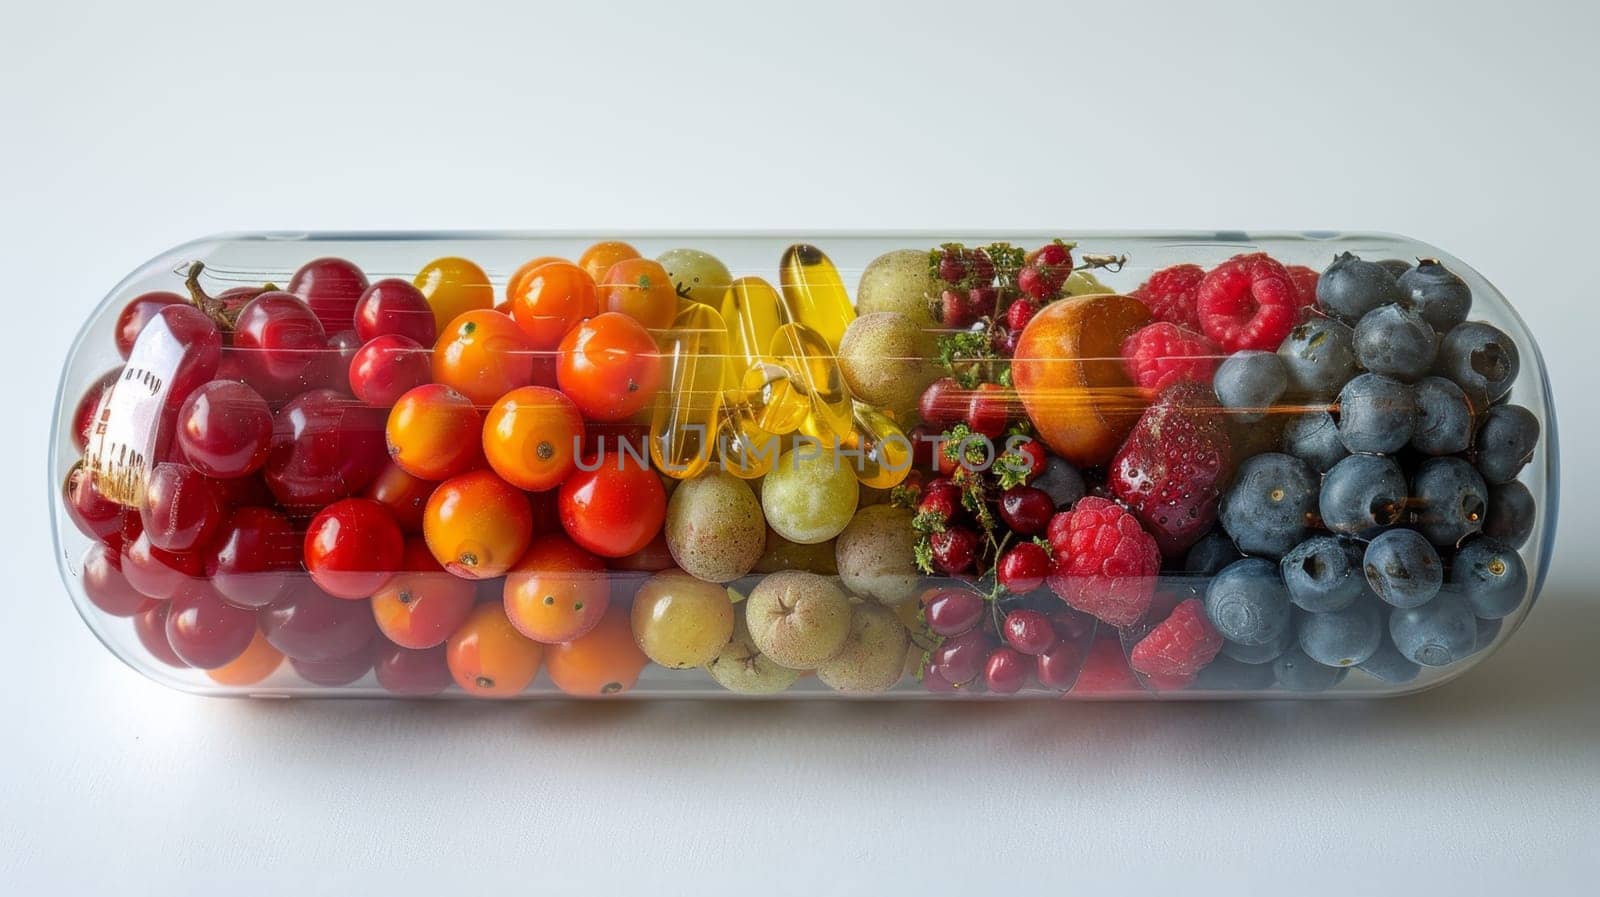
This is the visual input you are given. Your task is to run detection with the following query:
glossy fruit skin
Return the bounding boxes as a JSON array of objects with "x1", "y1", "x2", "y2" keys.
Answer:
[
  {"x1": 997, "y1": 542, "x2": 1051, "y2": 594},
  {"x1": 205, "y1": 506, "x2": 300, "y2": 608},
  {"x1": 138, "y1": 462, "x2": 225, "y2": 553},
  {"x1": 114, "y1": 291, "x2": 185, "y2": 358},
  {"x1": 557, "y1": 448, "x2": 667, "y2": 558},
  {"x1": 385, "y1": 384, "x2": 485, "y2": 481},
  {"x1": 503, "y1": 534, "x2": 609, "y2": 644},
  {"x1": 374, "y1": 643, "x2": 452, "y2": 696},
  {"x1": 504, "y1": 256, "x2": 567, "y2": 313},
  {"x1": 175, "y1": 380, "x2": 274, "y2": 478},
  {"x1": 348, "y1": 334, "x2": 431, "y2": 407},
  {"x1": 555, "y1": 313, "x2": 664, "y2": 422},
  {"x1": 354, "y1": 278, "x2": 438, "y2": 346},
  {"x1": 483, "y1": 386, "x2": 584, "y2": 491},
  {"x1": 147, "y1": 305, "x2": 224, "y2": 408},
  {"x1": 63, "y1": 461, "x2": 125, "y2": 543},
  {"x1": 431, "y1": 309, "x2": 538, "y2": 406},
  {"x1": 231, "y1": 291, "x2": 330, "y2": 400},
  {"x1": 923, "y1": 587, "x2": 984, "y2": 637},
  {"x1": 446, "y1": 602, "x2": 545, "y2": 697},
  {"x1": 304, "y1": 498, "x2": 404, "y2": 600},
  {"x1": 414, "y1": 256, "x2": 494, "y2": 334},
  {"x1": 71, "y1": 367, "x2": 122, "y2": 452},
  {"x1": 545, "y1": 604, "x2": 648, "y2": 696},
  {"x1": 363, "y1": 462, "x2": 434, "y2": 534},
  {"x1": 423, "y1": 470, "x2": 534, "y2": 579},
  {"x1": 165, "y1": 587, "x2": 258, "y2": 668},
  {"x1": 205, "y1": 629, "x2": 284, "y2": 686},
  {"x1": 509, "y1": 261, "x2": 598, "y2": 349},
  {"x1": 263, "y1": 389, "x2": 388, "y2": 512},
  {"x1": 577, "y1": 240, "x2": 641, "y2": 284},
  {"x1": 289, "y1": 257, "x2": 369, "y2": 336},
  {"x1": 371, "y1": 539, "x2": 476, "y2": 649},
  {"x1": 597, "y1": 257, "x2": 677, "y2": 330},
  {"x1": 134, "y1": 602, "x2": 187, "y2": 668},
  {"x1": 1003, "y1": 609, "x2": 1057, "y2": 655},
  {"x1": 119, "y1": 519, "x2": 204, "y2": 600},
  {"x1": 291, "y1": 641, "x2": 377, "y2": 686},
  {"x1": 82, "y1": 543, "x2": 154, "y2": 617},
  {"x1": 259, "y1": 580, "x2": 378, "y2": 663}
]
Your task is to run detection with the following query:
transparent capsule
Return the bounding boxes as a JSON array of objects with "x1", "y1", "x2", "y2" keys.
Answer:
[
  {"x1": 770, "y1": 321, "x2": 853, "y2": 441},
  {"x1": 779, "y1": 243, "x2": 856, "y2": 350},
  {"x1": 716, "y1": 389, "x2": 780, "y2": 480},
  {"x1": 720, "y1": 276, "x2": 809, "y2": 435},
  {"x1": 842, "y1": 403, "x2": 914, "y2": 490},
  {"x1": 650, "y1": 303, "x2": 727, "y2": 480}
]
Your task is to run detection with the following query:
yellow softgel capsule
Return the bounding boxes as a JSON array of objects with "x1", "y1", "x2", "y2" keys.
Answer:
[
  {"x1": 716, "y1": 390, "x2": 780, "y2": 480},
  {"x1": 779, "y1": 243, "x2": 856, "y2": 350},
  {"x1": 650, "y1": 303, "x2": 728, "y2": 480},
  {"x1": 720, "y1": 277, "x2": 809, "y2": 436},
  {"x1": 842, "y1": 404, "x2": 914, "y2": 490},
  {"x1": 770, "y1": 322, "x2": 853, "y2": 441}
]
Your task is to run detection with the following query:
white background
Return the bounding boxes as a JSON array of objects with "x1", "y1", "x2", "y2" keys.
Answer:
[{"x1": 3, "y1": 0, "x2": 1597, "y2": 893}]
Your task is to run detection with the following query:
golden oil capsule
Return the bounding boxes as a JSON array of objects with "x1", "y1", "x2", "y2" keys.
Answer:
[
  {"x1": 779, "y1": 243, "x2": 856, "y2": 350},
  {"x1": 716, "y1": 389, "x2": 780, "y2": 480},
  {"x1": 769, "y1": 321, "x2": 853, "y2": 440},
  {"x1": 842, "y1": 404, "x2": 914, "y2": 490},
  {"x1": 650, "y1": 303, "x2": 728, "y2": 480},
  {"x1": 720, "y1": 276, "x2": 809, "y2": 435}
]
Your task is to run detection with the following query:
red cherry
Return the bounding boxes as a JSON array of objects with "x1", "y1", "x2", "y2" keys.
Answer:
[
  {"x1": 922, "y1": 587, "x2": 985, "y2": 637},
  {"x1": 1002, "y1": 609, "x2": 1057, "y2": 655},
  {"x1": 319, "y1": 329, "x2": 362, "y2": 393},
  {"x1": 288, "y1": 257, "x2": 369, "y2": 336},
  {"x1": 166, "y1": 587, "x2": 257, "y2": 669},
  {"x1": 930, "y1": 628, "x2": 991, "y2": 686},
  {"x1": 206, "y1": 507, "x2": 301, "y2": 608},
  {"x1": 984, "y1": 646, "x2": 1031, "y2": 693},
  {"x1": 348, "y1": 335, "x2": 430, "y2": 407},
  {"x1": 354, "y1": 278, "x2": 437, "y2": 346},
  {"x1": 1035, "y1": 640, "x2": 1081, "y2": 690},
  {"x1": 996, "y1": 542, "x2": 1050, "y2": 594},
  {"x1": 120, "y1": 522, "x2": 205, "y2": 601},
  {"x1": 138, "y1": 462, "x2": 225, "y2": 553},
  {"x1": 998, "y1": 486, "x2": 1053, "y2": 535},
  {"x1": 63, "y1": 461, "x2": 125, "y2": 544},
  {"x1": 82, "y1": 543, "x2": 154, "y2": 617},
  {"x1": 929, "y1": 526, "x2": 979, "y2": 575},
  {"x1": 176, "y1": 380, "x2": 274, "y2": 478},
  {"x1": 232, "y1": 292, "x2": 329, "y2": 400},
  {"x1": 259, "y1": 579, "x2": 378, "y2": 662},
  {"x1": 304, "y1": 498, "x2": 404, "y2": 600},
  {"x1": 134, "y1": 602, "x2": 187, "y2": 668},
  {"x1": 965, "y1": 382, "x2": 1010, "y2": 439},
  {"x1": 263, "y1": 389, "x2": 387, "y2": 512},
  {"x1": 114, "y1": 291, "x2": 185, "y2": 359}
]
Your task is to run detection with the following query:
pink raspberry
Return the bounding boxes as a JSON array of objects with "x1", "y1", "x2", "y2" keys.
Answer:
[
  {"x1": 1045, "y1": 496, "x2": 1160, "y2": 627},
  {"x1": 1119, "y1": 322, "x2": 1222, "y2": 394},
  {"x1": 1195, "y1": 253, "x2": 1299, "y2": 352},
  {"x1": 1285, "y1": 264, "x2": 1320, "y2": 314},
  {"x1": 1132, "y1": 264, "x2": 1206, "y2": 331},
  {"x1": 1068, "y1": 632, "x2": 1141, "y2": 696},
  {"x1": 1130, "y1": 598, "x2": 1223, "y2": 679}
]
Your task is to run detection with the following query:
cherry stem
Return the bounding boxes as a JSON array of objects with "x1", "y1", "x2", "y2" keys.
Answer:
[
  {"x1": 184, "y1": 261, "x2": 237, "y2": 331},
  {"x1": 1078, "y1": 253, "x2": 1128, "y2": 273}
]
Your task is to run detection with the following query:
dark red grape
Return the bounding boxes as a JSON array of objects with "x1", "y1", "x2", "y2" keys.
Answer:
[
  {"x1": 1002, "y1": 609, "x2": 1056, "y2": 655},
  {"x1": 348, "y1": 334, "x2": 430, "y2": 407},
  {"x1": 929, "y1": 628, "x2": 991, "y2": 686},
  {"x1": 82, "y1": 543, "x2": 153, "y2": 617},
  {"x1": 114, "y1": 291, "x2": 184, "y2": 359},
  {"x1": 142, "y1": 305, "x2": 223, "y2": 408},
  {"x1": 984, "y1": 646, "x2": 1031, "y2": 694},
  {"x1": 120, "y1": 522, "x2": 204, "y2": 600},
  {"x1": 206, "y1": 507, "x2": 300, "y2": 608},
  {"x1": 923, "y1": 587, "x2": 984, "y2": 637},
  {"x1": 138, "y1": 462, "x2": 225, "y2": 553},
  {"x1": 134, "y1": 602, "x2": 187, "y2": 668},
  {"x1": 166, "y1": 587, "x2": 257, "y2": 668},
  {"x1": 232, "y1": 292, "x2": 329, "y2": 400},
  {"x1": 175, "y1": 380, "x2": 273, "y2": 478},
  {"x1": 259, "y1": 579, "x2": 378, "y2": 662},
  {"x1": 289, "y1": 257, "x2": 369, "y2": 336},
  {"x1": 290, "y1": 638, "x2": 376, "y2": 686},
  {"x1": 998, "y1": 486, "x2": 1053, "y2": 536},
  {"x1": 318, "y1": 329, "x2": 362, "y2": 394},
  {"x1": 263, "y1": 389, "x2": 387, "y2": 512},
  {"x1": 63, "y1": 461, "x2": 125, "y2": 543},
  {"x1": 374, "y1": 643, "x2": 452, "y2": 696},
  {"x1": 355, "y1": 278, "x2": 437, "y2": 346},
  {"x1": 1035, "y1": 640, "x2": 1081, "y2": 690},
  {"x1": 71, "y1": 367, "x2": 122, "y2": 452}
]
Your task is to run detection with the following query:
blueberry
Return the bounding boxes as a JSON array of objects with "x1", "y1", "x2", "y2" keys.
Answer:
[
  {"x1": 1354, "y1": 304, "x2": 1438, "y2": 381},
  {"x1": 1220, "y1": 622, "x2": 1295, "y2": 664},
  {"x1": 1220, "y1": 453, "x2": 1320, "y2": 558},
  {"x1": 1297, "y1": 597, "x2": 1383, "y2": 667},
  {"x1": 1473, "y1": 404, "x2": 1539, "y2": 484},
  {"x1": 1277, "y1": 317, "x2": 1357, "y2": 399},
  {"x1": 1363, "y1": 529, "x2": 1443, "y2": 608},
  {"x1": 1388, "y1": 593, "x2": 1477, "y2": 666},
  {"x1": 1337, "y1": 373, "x2": 1415, "y2": 454},
  {"x1": 1435, "y1": 321, "x2": 1519, "y2": 405},
  {"x1": 1395, "y1": 259, "x2": 1472, "y2": 332},
  {"x1": 1273, "y1": 645, "x2": 1349, "y2": 691},
  {"x1": 1450, "y1": 537, "x2": 1528, "y2": 619},
  {"x1": 1213, "y1": 351, "x2": 1288, "y2": 422},
  {"x1": 1483, "y1": 481, "x2": 1536, "y2": 549},
  {"x1": 1411, "y1": 376, "x2": 1474, "y2": 456},
  {"x1": 1375, "y1": 259, "x2": 1414, "y2": 278},
  {"x1": 1281, "y1": 410, "x2": 1349, "y2": 472},
  {"x1": 1204, "y1": 558, "x2": 1293, "y2": 646},
  {"x1": 1185, "y1": 530, "x2": 1243, "y2": 577},
  {"x1": 1473, "y1": 616, "x2": 1503, "y2": 654},
  {"x1": 1357, "y1": 629, "x2": 1422, "y2": 684},
  {"x1": 1193, "y1": 654, "x2": 1278, "y2": 691},
  {"x1": 1281, "y1": 535, "x2": 1365, "y2": 612},
  {"x1": 1320, "y1": 453, "x2": 1408, "y2": 537},
  {"x1": 1033, "y1": 456, "x2": 1086, "y2": 508},
  {"x1": 1316, "y1": 252, "x2": 1402, "y2": 323},
  {"x1": 1409, "y1": 456, "x2": 1488, "y2": 547}
]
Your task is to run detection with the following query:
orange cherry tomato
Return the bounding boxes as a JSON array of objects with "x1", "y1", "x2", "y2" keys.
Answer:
[
  {"x1": 545, "y1": 604, "x2": 648, "y2": 696},
  {"x1": 597, "y1": 257, "x2": 678, "y2": 331},
  {"x1": 505, "y1": 255, "x2": 567, "y2": 310},
  {"x1": 372, "y1": 539, "x2": 478, "y2": 649},
  {"x1": 508, "y1": 261, "x2": 596, "y2": 349},
  {"x1": 557, "y1": 446, "x2": 667, "y2": 558},
  {"x1": 503, "y1": 534, "x2": 609, "y2": 644},
  {"x1": 415, "y1": 256, "x2": 494, "y2": 336},
  {"x1": 556, "y1": 312, "x2": 664, "y2": 422},
  {"x1": 423, "y1": 469, "x2": 533, "y2": 579},
  {"x1": 432, "y1": 310, "x2": 537, "y2": 406},
  {"x1": 385, "y1": 384, "x2": 485, "y2": 481},
  {"x1": 446, "y1": 601, "x2": 544, "y2": 697},
  {"x1": 363, "y1": 461, "x2": 435, "y2": 534},
  {"x1": 482, "y1": 386, "x2": 584, "y2": 492},
  {"x1": 205, "y1": 628, "x2": 284, "y2": 686},
  {"x1": 577, "y1": 240, "x2": 640, "y2": 284}
]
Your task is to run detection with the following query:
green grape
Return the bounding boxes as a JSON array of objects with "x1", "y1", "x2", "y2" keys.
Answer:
[
  {"x1": 631, "y1": 571, "x2": 735, "y2": 669},
  {"x1": 657, "y1": 248, "x2": 733, "y2": 307},
  {"x1": 760, "y1": 445, "x2": 859, "y2": 545}
]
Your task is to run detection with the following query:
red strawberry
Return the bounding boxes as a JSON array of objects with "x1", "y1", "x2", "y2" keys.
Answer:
[{"x1": 1108, "y1": 381, "x2": 1233, "y2": 559}]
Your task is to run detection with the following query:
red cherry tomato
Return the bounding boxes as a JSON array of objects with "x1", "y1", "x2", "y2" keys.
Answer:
[
  {"x1": 371, "y1": 539, "x2": 477, "y2": 649},
  {"x1": 348, "y1": 334, "x2": 431, "y2": 407},
  {"x1": 304, "y1": 498, "x2": 404, "y2": 599},
  {"x1": 555, "y1": 312, "x2": 663, "y2": 422},
  {"x1": 557, "y1": 447, "x2": 666, "y2": 558}
]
